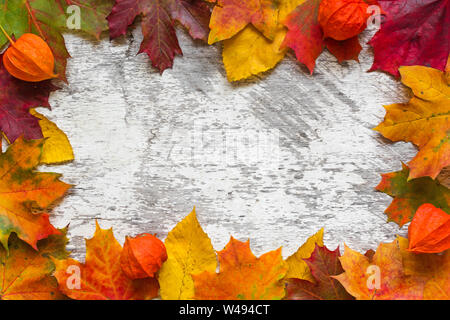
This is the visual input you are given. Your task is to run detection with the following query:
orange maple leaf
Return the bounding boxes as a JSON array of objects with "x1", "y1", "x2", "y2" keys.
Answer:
[
  {"x1": 398, "y1": 236, "x2": 450, "y2": 300},
  {"x1": 208, "y1": 0, "x2": 279, "y2": 44},
  {"x1": 0, "y1": 230, "x2": 69, "y2": 300},
  {"x1": 0, "y1": 137, "x2": 71, "y2": 250},
  {"x1": 334, "y1": 239, "x2": 426, "y2": 300},
  {"x1": 192, "y1": 237, "x2": 287, "y2": 300},
  {"x1": 53, "y1": 222, "x2": 159, "y2": 300}
]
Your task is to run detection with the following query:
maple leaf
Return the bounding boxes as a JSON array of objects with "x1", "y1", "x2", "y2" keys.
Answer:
[
  {"x1": 0, "y1": 0, "x2": 114, "y2": 81},
  {"x1": 369, "y1": 0, "x2": 450, "y2": 77},
  {"x1": 408, "y1": 204, "x2": 450, "y2": 254},
  {"x1": 376, "y1": 164, "x2": 450, "y2": 227},
  {"x1": 53, "y1": 222, "x2": 159, "y2": 300},
  {"x1": 286, "y1": 244, "x2": 354, "y2": 300},
  {"x1": 208, "y1": 0, "x2": 279, "y2": 44},
  {"x1": 398, "y1": 236, "x2": 450, "y2": 299},
  {"x1": 282, "y1": 0, "x2": 362, "y2": 74},
  {"x1": 285, "y1": 228, "x2": 324, "y2": 281},
  {"x1": 0, "y1": 54, "x2": 58, "y2": 143},
  {"x1": 107, "y1": 0, "x2": 211, "y2": 73},
  {"x1": 334, "y1": 239, "x2": 426, "y2": 300},
  {"x1": 193, "y1": 237, "x2": 288, "y2": 300},
  {"x1": 0, "y1": 229, "x2": 68, "y2": 300},
  {"x1": 0, "y1": 137, "x2": 71, "y2": 250},
  {"x1": 158, "y1": 208, "x2": 217, "y2": 300},
  {"x1": 221, "y1": 0, "x2": 305, "y2": 81},
  {"x1": 374, "y1": 66, "x2": 450, "y2": 180}
]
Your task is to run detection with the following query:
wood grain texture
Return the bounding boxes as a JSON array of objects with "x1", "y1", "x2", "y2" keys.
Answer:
[{"x1": 34, "y1": 27, "x2": 419, "y2": 259}]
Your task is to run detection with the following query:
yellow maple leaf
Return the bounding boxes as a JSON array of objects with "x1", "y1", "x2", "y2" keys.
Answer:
[
  {"x1": 374, "y1": 66, "x2": 450, "y2": 180},
  {"x1": 158, "y1": 208, "x2": 217, "y2": 300},
  {"x1": 30, "y1": 109, "x2": 74, "y2": 165},
  {"x1": 285, "y1": 228, "x2": 324, "y2": 281},
  {"x1": 193, "y1": 237, "x2": 288, "y2": 300},
  {"x1": 222, "y1": 0, "x2": 306, "y2": 81}
]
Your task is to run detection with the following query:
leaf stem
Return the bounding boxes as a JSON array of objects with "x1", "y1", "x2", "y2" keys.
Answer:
[{"x1": 0, "y1": 24, "x2": 15, "y2": 45}]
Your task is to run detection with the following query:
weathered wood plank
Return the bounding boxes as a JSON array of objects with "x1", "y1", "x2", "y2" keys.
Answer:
[{"x1": 40, "y1": 28, "x2": 416, "y2": 259}]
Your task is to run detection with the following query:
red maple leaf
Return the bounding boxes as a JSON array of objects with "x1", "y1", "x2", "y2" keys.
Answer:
[
  {"x1": 107, "y1": 0, "x2": 211, "y2": 73},
  {"x1": 0, "y1": 53, "x2": 58, "y2": 143},
  {"x1": 369, "y1": 0, "x2": 450, "y2": 76}
]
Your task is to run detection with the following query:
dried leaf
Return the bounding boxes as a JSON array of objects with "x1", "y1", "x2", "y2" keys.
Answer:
[
  {"x1": 193, "y1": 237, "x2": 288, "y2": 300},
  {"x1": 208, "y1": 0, "x2": 279, "y2": 44},
  {"x1": 374, "y1": 66, "x2": 450, "y2": 180},
  {"x1": 53, "y1": 222, "x2": 159, "y2": 300},
  {"x1": 285, "y1": 228, "x2": 323, "y2": 281},
  {"x1": 0, "y1": 54, "x2": 58, "y2": 143},
  {"x1": 334, "y1": 239, "x2": 426, "y2": 299},
  {"x1": 369, "y1": 0, "x2": 450, "y2": 76},
  {"x1": 158, "y1": 208, "x2": 217, "y2": 300},
  {"x1": 398, "y1": 236, "x2": 450, "y2": 300},
  {"x1": 108, "y1": 0, "x2": 211, "y2": 73},
  {"x1": 30, "y1": 109, "x2": 74, "y2": 165},
  {"x1": 0, "y1": 137, "x2": 71, "y2": 250},
  {"x1": 0, "y1": 230, "x2": 69, "y2": 300},
  {"x1": 286, "y1": 244, "x2": 354, "y2": 300},
  {"x1": 375, "y1": 163, "x2": 450, "y2": 226}
]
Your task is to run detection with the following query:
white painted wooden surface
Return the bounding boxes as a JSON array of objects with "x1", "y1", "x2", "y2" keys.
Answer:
[{"x1": 39, "y1": 27, "x2": 418, "y2": 259}]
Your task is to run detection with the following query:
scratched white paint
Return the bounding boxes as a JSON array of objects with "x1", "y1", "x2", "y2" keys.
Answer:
[{"x1": 36, "y1": 27, "x2": 420, "y2": 260}]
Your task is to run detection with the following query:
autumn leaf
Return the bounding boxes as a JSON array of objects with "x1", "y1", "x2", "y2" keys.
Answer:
[
  {"x1": 222, "y1": 25, "x2": 287, "y2": 82},
  {"x1": 0, "y1": 137, "x2": 71, "y2": 250},
  {"x1": 282, "y1": 0, "x2": 362, "y2": 74},
  {"x1": 221, "y1": 0, "x2": 305, "y2": 81},
  {"x1": 285, "y1": 228, "x2": 323, "y2": 281},
  {"x1": 398, "y1": 236, "x2": 450, "y2": 300},
  {"x1": 53, "y1": 222, "x2": 159, "y2": 300},
  {"x1": 0, "y1": 54, "x2": 58, "y2": 143},
  {"x1": 375, "y1": 164, "x2": 450, "y2": 227},
  {"x1": 0, "y1": 0, "x2": 114, "y2": 81},
  {"x1": 369, "y1": 0, "x2": 450, "y2": 77},
  {"x1": 193, "y1": 237, "x2": 288, "y2": 300},
  {"x1": 158, "y1": 208, "x2": 217, "y2": 300},
  {"x1": 0, "y1": 229, "x2": 69, "y2": 300},
  {"x1": 30, "y1": 109, "x2": 74, "y2": 165},
  {"x1": 408, "y1": 204, "x2": 450, "y2": 254},
  {"x1": 374, "y1": 66, "x2": 450, "y2": 180},
  {"x1": 286, "y1": 244, "x2": 354, "y2": 300},
  {"x1": 208, "y1": 0, "x2": 279, "y2": 44},
  {"x1": 334, "y1": 239, "x2": 426, "y2": 300},
  {"x1": 107, "y1": 0, "x2": 211, "y2": 73}
]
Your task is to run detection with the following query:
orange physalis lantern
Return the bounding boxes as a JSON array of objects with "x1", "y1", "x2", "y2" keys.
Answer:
[
  {"x1": 408, "y1": 204, "x2": 450, "y2": 254},
  {"x1": 318, "y1": 0, "x2": 370, "y2": 41},
  {"x1": 0, "y1": 25, "x2": 57, "y2": 82},
  {"x1": 120, "y1": 233, "x2": 168, "y2": 279}
]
